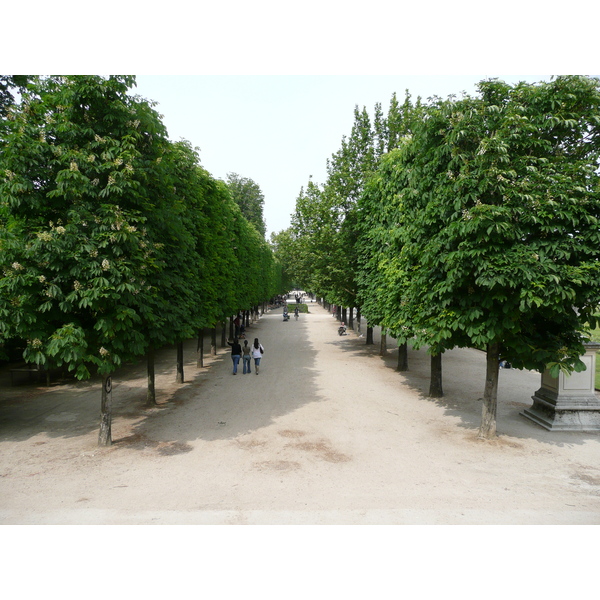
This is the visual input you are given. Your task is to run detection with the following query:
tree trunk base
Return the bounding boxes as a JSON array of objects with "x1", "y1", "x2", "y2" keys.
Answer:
[
  {"x1": 478, "y1": 341, "x2": 500, "y2": 438},
  {"x1": 429, "y1": 353, "x2": 443, "y2": 398},
  {"x1": 396, "y1": 342, "x2": 408, "y2": 371},
  {"x1": 98, "y1": 374, "x2": 112, "y2": 446}
]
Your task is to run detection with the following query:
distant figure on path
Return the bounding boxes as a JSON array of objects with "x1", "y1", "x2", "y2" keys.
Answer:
[
  {"x1": 227, "y1": 337, "x2": 242, "y2": 375},
  {"x1": 242, "y1": 340, "x2": 252, "y2": 374},
  {"x1": 252, "y1": 338, "x2": 265, "y2": 375}
]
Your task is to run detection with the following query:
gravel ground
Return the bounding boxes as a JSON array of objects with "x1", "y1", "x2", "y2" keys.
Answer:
[{"x1": 1, "y1": 302, "x2": 599, "y2": 525}]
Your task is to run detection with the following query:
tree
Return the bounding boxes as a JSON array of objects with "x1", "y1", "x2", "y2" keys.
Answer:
[
  {"x1": 356, "y1": 92, "x2": 423, "y2": 355},
  {"x1": 226, "y1": 172, "x2": 266, "y2": 238},
  {"x1": 269, "y1": 229, "x2": 296, "y2": 291},
  {"x1": 356, "y1": 144, "x2": 415, "y2": 366},
  {"x1": 0, "y1": 75, "x2": 180, "y2": 443},
  {"x1": 398, "y1": 76, "x2": 600, "y2": 438}
]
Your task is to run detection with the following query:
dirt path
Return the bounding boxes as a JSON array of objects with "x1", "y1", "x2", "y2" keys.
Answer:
[{"x1": 1, "y1": 302, "x2": 599, "y2": 524}]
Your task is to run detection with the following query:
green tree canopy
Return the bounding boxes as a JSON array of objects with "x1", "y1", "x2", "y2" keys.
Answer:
[
  {"x1": 357, "y1": 76, "x2": 600, "y2": 437},
  {"x1": 226, "y1": 172, "x2": 266, "y2": 238}
]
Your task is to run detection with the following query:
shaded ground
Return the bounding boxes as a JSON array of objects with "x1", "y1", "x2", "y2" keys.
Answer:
[{"x1": 1, "y1": 302, "x2": 599, "y2": 524}]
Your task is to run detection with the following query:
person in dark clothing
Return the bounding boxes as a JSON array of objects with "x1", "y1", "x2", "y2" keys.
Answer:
[{"x1": 227, "y1": 337, "x2": 242, "y2": 375}]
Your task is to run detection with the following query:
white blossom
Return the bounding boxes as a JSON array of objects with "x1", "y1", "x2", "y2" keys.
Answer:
[{"x1": 101, "y1": 259, "x2": 110, "y2": 271}]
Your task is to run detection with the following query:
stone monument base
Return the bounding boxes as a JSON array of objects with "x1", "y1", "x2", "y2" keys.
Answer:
[
  {"x1": 521, "y1": 389, "x2": 600, "y2": 431},
  {"x1": 521, "y1": 343, "x2": 600, "y2": 432}
]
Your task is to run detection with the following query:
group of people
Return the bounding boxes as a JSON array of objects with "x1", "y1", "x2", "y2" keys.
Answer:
[{"x1": 227, "y1": 337, "x2": 265, "y2": 375}]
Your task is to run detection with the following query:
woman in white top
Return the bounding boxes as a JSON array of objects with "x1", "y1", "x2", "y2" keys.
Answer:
[{"x1": 251, "y1": 338, "x2": 264, "y2": 374}]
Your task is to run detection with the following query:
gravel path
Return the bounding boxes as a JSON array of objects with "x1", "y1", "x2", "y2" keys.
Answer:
[{"x1": 1, "y1": 302, "x2": 599, "y2": 525}]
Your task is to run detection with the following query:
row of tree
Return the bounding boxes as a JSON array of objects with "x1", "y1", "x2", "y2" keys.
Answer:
[
  {"x1": 275, "y1": 76, "x2": 600, "y2": 438},
  {"x1": 0, "y1": 75, "x2": 284, "y2": 444}
]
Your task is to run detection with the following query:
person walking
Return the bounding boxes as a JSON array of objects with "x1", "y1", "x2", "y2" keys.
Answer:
[
  {"x1": 227, "y1": 337, "x2": 242, "y2": 375},
  {"x1": 242, "y1": 340, "x2": 252, "y2": 374},
  {"x1": 251, "y1": 338, "x2": 264, "y2": 375}
]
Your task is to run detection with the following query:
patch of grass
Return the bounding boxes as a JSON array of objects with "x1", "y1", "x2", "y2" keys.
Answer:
[{"x1": 288, "y1": 303, "x2": 309, "y2": 313}]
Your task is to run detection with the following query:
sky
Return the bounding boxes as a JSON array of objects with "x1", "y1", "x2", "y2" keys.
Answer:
[{"x1": 133, "y1": 74, "x2": 554, "y2": 238}]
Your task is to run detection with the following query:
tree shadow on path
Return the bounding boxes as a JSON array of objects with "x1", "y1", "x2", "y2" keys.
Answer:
[{"x1": 327, "y1": 321, "x2": 600, "y2": 449}]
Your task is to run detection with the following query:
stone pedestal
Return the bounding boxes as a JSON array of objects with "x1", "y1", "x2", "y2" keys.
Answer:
[{"x1": 521, "y1": 343, "x2": 600, "y2": 431}]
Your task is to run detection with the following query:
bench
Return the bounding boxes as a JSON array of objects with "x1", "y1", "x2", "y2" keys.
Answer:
[{"x1": 9, "y1": 368, "x2": 46, "y2": 386}]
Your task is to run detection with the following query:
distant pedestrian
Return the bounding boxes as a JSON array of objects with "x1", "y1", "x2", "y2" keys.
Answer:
[
  {"x1": 242, "y1": 340, "x2": 252, "y2": 374},
  {"x1": 227, "y1": 337, "x2": 242, "y2": 375},
  {"x1": 252, "y1": 338, "x2": 265, "y2": 375}
]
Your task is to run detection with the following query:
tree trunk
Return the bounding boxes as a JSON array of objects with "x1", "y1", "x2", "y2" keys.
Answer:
[
  {"x1": 98, "y1": 374, "x2": 112, "y2": 446},
  {"x1": 220, "y1": 322, "x2": 226, "y2": 347},
  {"x1": 229, "y1": 315, "x2": 234, "y2": 341},
  {"x1": 349, "y1": 306, "x2": 354, "y2": 330},
  {"x1": 197, "y1": 329, "x2": 204, "y2": 368},
  {"x1": 366, "y1": 326, "x2": 374, "y2": 345},
  {"x1": 356, "y1": 307, "x2": 361, "y2": 333},
  {"x1": 429, "y1": 353, "x2": 443, "y2": 397},
  {"x1": 176, "y1": 341, "x2": 184, "y2": 383},
  {"x1": 147, "y1": 346, "x2": 156, "y2": 405},
  {"x1": 342, "y1": 307, "x2": 347, "y2": 324},
  {"x1": 479, "y1": 341, "x2": 500, "y2": 439},
  {"x1": 336, "y1": 305, "x2": 342, "y2": 321},
  {"x1": 211, "y1": 327, "x2": 217, "y2": 356},
  {"x1": 396, "y1": 342, "x2": 408, "y2": 371},
  {"x1": 380, "y1": 330, "x2": 387, "y2": 356}
]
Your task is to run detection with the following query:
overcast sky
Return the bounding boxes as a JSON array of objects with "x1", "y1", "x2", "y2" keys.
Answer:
[{"x1": 133, "y1": 74, "x2": 554, "y2": 238}]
